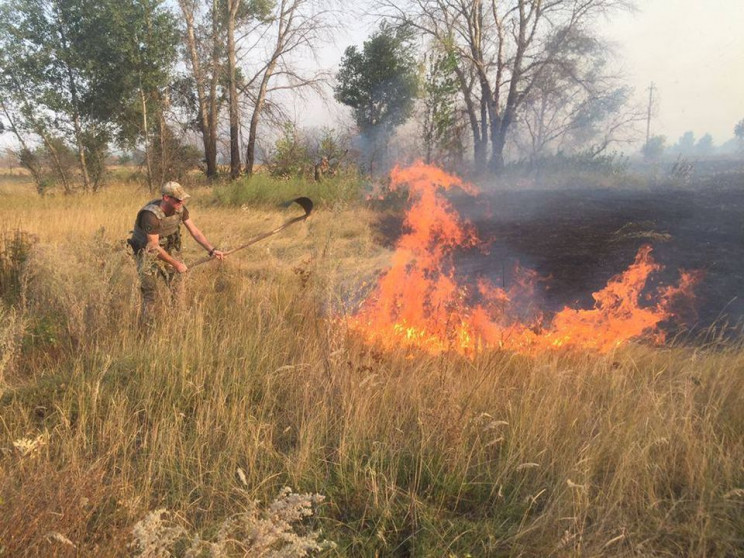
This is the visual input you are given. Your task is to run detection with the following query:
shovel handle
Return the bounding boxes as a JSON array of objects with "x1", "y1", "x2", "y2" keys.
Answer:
[{"x1": 187, "y1": 215, "x2": 309, "y2": 271}]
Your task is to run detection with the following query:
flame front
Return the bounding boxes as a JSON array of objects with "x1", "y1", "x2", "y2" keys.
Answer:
[{"x1": 348, "y1": 162, "x2": 698, "y2": 356}]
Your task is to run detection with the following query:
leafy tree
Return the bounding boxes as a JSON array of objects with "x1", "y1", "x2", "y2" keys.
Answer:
[
  {"x1": 0, "y1": 0, "x2": 178, "y2": 193},
  {"x1": 696, "y1": 133, "x2": 714, "y2": 156},
  {"x1": 335, "y1": 22, "x2": 419, "y2": 173},
  {"x1": 675, "y1": 131, "x2": 696, "y2": 154},
  {"x1": 734, "y1": 119, "x2": 744, "y2": 151},
  {"x1": 421, "y1": 47, "x2": 465, "y2": 170},
  {"x1": 266, "y1": 122, "x2": 311, "y2": 178},
  {"x1": 0, "y1": 0, "x2": 104, "y2": 191},
  {"x1": 641, "y1": 135, "x2": 665, "y2": 161},
  {"x1": 87, "y1": 0, "x2": 179, "y2": 190}
]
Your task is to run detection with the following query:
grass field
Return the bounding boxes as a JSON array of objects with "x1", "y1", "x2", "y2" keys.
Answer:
[{"x1": 1, "y1": 173, "x2": 743, "y2": 556}]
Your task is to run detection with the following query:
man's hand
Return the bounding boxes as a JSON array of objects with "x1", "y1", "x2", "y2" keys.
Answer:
[
  {"x1": 211, "y1": 249, "x2": 225, "y2": 261},
  {"x1": 174, "y1": 261, "x2": 189, "y2": 273}
]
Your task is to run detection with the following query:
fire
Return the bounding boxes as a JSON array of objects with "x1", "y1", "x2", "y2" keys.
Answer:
[{"x1": 348, "y1": 162, "x2": 699, "y2": 356}]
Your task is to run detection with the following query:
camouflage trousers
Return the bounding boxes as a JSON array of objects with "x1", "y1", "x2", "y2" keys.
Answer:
[{"x1": 136, "y1": 250, "x2": 185, "y2": 328}]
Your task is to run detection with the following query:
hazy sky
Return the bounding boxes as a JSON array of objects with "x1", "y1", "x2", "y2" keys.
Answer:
[
  {"x1": 601, "y1": 0, "x2": 744, "y2": 145},
  {"x1": 313, "y1": 0, "x2": 744, "y2": 147}
]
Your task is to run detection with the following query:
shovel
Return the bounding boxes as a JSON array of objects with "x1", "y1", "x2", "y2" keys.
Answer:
[{"x1": 188, "y1": 197, "x2": 313, "y2": 271}]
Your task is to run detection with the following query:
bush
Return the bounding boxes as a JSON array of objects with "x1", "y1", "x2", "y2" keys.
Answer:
[
  {"x1": 266, "y1": 122, "x2": 313, "y2": 179},
  {"x1": 499, "y1": 150, "x2": 631, "y2": 188},
  {"x1": 0, "y1": 229, "x2": 36, "y2": 305}
]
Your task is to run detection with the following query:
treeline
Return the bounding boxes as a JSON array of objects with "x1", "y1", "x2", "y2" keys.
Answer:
[
  {"x1": 5, "y1": 0, "x2": 740, "y2": 194},
  {"x1": 0, "y1": 0, "x2": 330, "y2": 193}
]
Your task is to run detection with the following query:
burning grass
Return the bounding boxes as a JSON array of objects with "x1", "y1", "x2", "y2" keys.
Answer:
[
  {"x1": 349, "y1": 163, "x2": 700, "y2": 356},
  {"x1": 0, "y1": 174, "x2": 742, "y2": 556}
]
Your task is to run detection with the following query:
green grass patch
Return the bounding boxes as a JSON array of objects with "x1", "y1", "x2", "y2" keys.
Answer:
[{"x1": 213, "y1": 172, "x2": 365, "y2": 209}]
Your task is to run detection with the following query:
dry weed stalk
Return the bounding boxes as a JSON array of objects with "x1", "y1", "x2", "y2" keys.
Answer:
[{"x1": 130, "y1": 487, "x2": 334, "y2": 557}]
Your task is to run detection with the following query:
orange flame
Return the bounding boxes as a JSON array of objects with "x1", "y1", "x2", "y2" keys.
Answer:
[{"x1": 348, "y1": 162, "x2": 699, "y2": 356}]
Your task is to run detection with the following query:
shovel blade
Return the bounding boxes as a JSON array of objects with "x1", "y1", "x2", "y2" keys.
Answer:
[{"x1": 284, "y1": 196, "x2": 313, "y2": 217}]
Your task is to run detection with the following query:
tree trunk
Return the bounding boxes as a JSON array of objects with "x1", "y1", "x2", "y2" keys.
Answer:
[
  {"x1": 178, "y1": 0, "x2": 218, "y2": 178},
  {"x1": 55, "y1": 14, "x2": 91, "y2": 191},
  {"x1": 140, "y1": 88, "x2": 154, "y2": 191},
  {"x1": 227, "y1": 0, "x2": 241, "y2": 179},
  {"x1": 245, "y1": 56, "x2": 280, "y2": 177}
]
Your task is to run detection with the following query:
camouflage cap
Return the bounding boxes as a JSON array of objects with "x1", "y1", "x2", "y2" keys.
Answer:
[{"x1": 161, "y1": 181, "x2": 191, "y2": 201}]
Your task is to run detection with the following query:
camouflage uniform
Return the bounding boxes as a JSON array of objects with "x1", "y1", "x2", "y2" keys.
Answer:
[{"x1": 129, "y1": 200, "x2": 187, "y2": 326}]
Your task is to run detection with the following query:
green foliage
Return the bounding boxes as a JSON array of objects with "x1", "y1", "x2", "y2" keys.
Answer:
[
  {"x1": 0, "y1": 229, "x2": 35, "y2": 306},
  {"x1": 335, "y1": 22, "x2": 419, "y2": 138},
  {"x1": 0, "y1": 0, "x2": 179, "y2": 193},
  {"x1": 422, "y1": 48, "x2": 465, "y2": 169},
  {"x1": 214, "y1": 172, "x2": 363, "y2": 208},
  {"x1": 149, "y1": 124, "x2": 203, "y2": 185},
  {"x1": 18, "y1": 140, "x2": 78, "y2": 195},
  {"x1": 81, "y1": 128, "x2": 110, "y2": 192},
  {"x1": 266, "y1": 122, "x2": 313, "y2": 178},
  {"x1": 313, "y1": 127, "x2": 352, "y2": 172}
]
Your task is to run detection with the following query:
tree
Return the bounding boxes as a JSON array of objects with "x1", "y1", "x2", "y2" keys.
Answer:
[
  {"x1": 696, "y1": 133, "x2": 713, "y2": 156},
  {"x1": 641, "y1": 134, "x2": 665, "y2": 161},
  {"x1": 225, "y1": 0, "x2": 274, "y2": 179},
  {"x1": 512, "y1": 29, "x2": 643, "y2": 162},
  {"x1": 89, "y1": 0, "x2": 179, "y2": 191},
  {"x1": 376, "y1": 0, "x2": 634, "y2": 173},
  {"x1": 734, "y1": 119, "x2": 744, "y2": 152},
  {"x1": 675, "y1": 131, "x2": 695, "y2": 154},
  {"x1": 241, "y1": 0, "x2": 330, "y2": 177},
  {"x1": 421, "y1": 47, "x2": 465, "y2": 169},
  {"x1": 335, "y1": 22, "x2": 419, "y2": 173},
  {"x1": 177, "y1": 0, "x2": 328, "y2": 179},
  {"x1": 0, "y1": 0, "x2": 178, "y2": 193},
  {"x1": 0, "y1": 0, "x2": 101, "y2": 192}
]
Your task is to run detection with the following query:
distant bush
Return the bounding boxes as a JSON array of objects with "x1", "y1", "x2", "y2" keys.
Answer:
[
  {"x1": 265, "y1": 122, "x2": 314, "y2": 179},
  {"x1": 499, "y1": 150, "x2": 631, "y2": 188},
  {"x1": 264, "y1": 123, "x2": 355, "y2": 181}
]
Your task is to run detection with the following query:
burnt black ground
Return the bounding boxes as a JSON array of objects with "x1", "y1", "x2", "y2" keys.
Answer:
[{"x1": 374, "y1": 174, "x2": 744, "y2": 336}]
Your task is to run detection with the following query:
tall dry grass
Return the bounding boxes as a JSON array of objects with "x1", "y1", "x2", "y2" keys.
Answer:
[{"x1": 0, "y1": 176, "x2": 742, "y2": 556}]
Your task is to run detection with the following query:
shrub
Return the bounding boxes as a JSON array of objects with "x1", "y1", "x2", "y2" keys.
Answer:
[
  {"x1": 266, "y1": 123, "x2": 313, "y2": 179},
  {"x1": 0, "y1": 229, "x2": 36, "y2": 305}
]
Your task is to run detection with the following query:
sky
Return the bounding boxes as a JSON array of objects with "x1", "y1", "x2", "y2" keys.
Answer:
[
  {"x1": 600, "y1": 0, "x2": 744, "y2": 146},
  {"x1": 306, "y1": 0, "x2": 744, "y2": 148}
]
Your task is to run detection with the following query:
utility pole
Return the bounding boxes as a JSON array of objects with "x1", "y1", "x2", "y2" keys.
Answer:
[{"x1": 645, "y1": 82, "x2": 656, "y2": 145}]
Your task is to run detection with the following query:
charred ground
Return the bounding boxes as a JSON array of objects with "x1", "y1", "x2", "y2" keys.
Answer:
[{"x1": 374, "y1": 172, "x2": 744, "y2": 336}]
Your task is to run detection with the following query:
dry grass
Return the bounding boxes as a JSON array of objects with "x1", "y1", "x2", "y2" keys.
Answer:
[{"x1": 0, "y1": 176, "x2": 743, "y2": 556}]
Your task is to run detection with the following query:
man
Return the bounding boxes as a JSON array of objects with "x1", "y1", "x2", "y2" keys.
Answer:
[{"x1": 128, "y1": 181, "x2": 224, "y2": 326}]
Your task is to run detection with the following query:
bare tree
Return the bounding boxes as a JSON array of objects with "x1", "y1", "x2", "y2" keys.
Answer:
[
  {"x1": 227, "y1": 0, "x2": 242, "y2": 178},
  {"x1": 513, "y1": 30, "x2": 644, "y2": 161},
  {"x1": 240, "y1": 0, "x2": 333, "y2": 176},
  {"x1": 376, "y1": 0, "x2": 634, "y2": 173},
  {"x1": 178, "y1": 0, "x2": 223, "y2": 178},
  {"x1": 178, "y1": 0, "x2": 333, "y2": 179}
]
